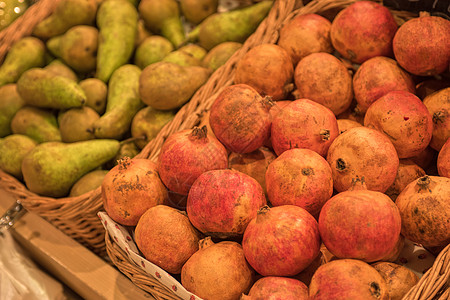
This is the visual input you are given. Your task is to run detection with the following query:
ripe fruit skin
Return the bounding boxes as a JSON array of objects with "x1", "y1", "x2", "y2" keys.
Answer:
[
  {"x1": 246, "y1": 276, "x2": 309, "y2": 300},
  {"x1": 181, "y1": 239, "x2": 254, "y2": 300},
  {"x1": 353, "y1": 56, "x2": 415, "y2": 113},
  {"x1": 293, "y1": 52, "x2": 353, "y2": 115},
  {"x1": 234, "y1": 44, "x2": 294, "y2": 101},
  {"x1": 102, "y1": 158, "x2": 168, "y2": 226},
  {"x1": 309, "y1": 259, "x2": 390, "y2": 300},
  {"x1": 326, "y1": 127, "x2": 399, "y2": 193},
  {"x1": 336, "y1": 118, "x2": 362, "y2": 135},
  {"x1": 265, "y1": 148, "x2": 333, "y2": 218},
  {"x1": 330, "y1": 1, "x2": 398, "y2": 64},
  {"x1": 437, "y1": 138, "x2": 450, "y2": 178},
  {"x1": 423, "y1": 87, "x2": 450, "y2": 151},
  {"x1": 271, "y1": 99, "x2": 339, "y2": 157},
  {"x1": 393, "y1": 16, "x2": 450, "y2": 76},
  {"x1": 278, "y1": 13, "x2": 333, "y2": 66},
  {"x1": 134, "y1": 205, "x2": 201, "y2": 274},
  {"x1": 364, "y1": 90, "x2": 433, "y2": 159},
  {"x1": 319, "y1": 189, "x2": 402, "y2": 262},
  {"x1": 385, "y1": 159, "x2": 426, "y2": 201},
  {"x1": 242, "y1": 205, "x2": 321, "y2": 276},
  {"x1": 157, "y1": 126, "x2": 228, "y2": 195},
  {"x1": 395, "y1": 175, "x2": 450, "y2": 248},
  {"x1": 372, "y1": 262, "x2": 419, "y2": 300},
  {"x1": 186, "y1": 169, "x2": 266, "y2": 238},
  {"x1": 209, "y1": 84, "x2": 273, "y2": 153}
]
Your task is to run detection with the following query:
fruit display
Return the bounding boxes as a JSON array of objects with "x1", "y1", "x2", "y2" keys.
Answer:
[
  {"x1": 97, "y1": 0, "x2": 450, "y2": 299},
  {"x1": 2, "y1": 0, "x2": 450, "y2": 299}
]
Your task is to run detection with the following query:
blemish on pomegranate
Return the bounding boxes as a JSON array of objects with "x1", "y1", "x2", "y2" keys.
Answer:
[
  {"x1": 369, "y1": 281, "x2": 381, "y2": 298},
  {"x1": 403, "y1": 116, "x2": 409, "y2": 121}
]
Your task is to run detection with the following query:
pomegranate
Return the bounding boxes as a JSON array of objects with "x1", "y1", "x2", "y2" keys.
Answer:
[
  {"x1": 330, "y1": 1, "x2": 398, "y2": 63},
  {"x1": 102, "y1": 157, "x2": 168, "y2": 226},
  {"x1": 265, "y1": 100, "x2": 291, "y2": 148},
  {"x1": 379, "y1": 234, "x2": 405, "y2": 262},
  {"x1": 364, "y1": 90, "x2": 433, "y2": 159},
  {"x1": 157, "y1": 125, "x2": 228, "y2": 195},
  {"x1": 271, "y1": 99, "x2": 339, "y2": 157},
  {"x1": 186, "y1": 169, "x2": 266, "y2": 239},
  {"x1": 410, "y1": 146, "x2": 438, "y2": 172},
  {"x1": 353, "y1": 56, "x2": 415, "y2": 113},
  {"x1": 395, "y1": 175, "x2": 450, "y2": 248},
  {"x1": 228, "y1": 147, "x2": 277, "y2": 195},
  {"x1": 326, "y1": 127, "x2": 399, "y2": 193},
  {"x1": 134, "y1": 205, "x2": 201, "y2": 274},
  {"x1": 423, "y1": 87, "x2": 450, "y2": 151},
  {"x1": 372, "y1": 262, "x2": 419, "y2": 300},
  {"x1": 265, "y1": 148, "x2": 333, "y2": 218},
  {"x1": 278, "y1": 13, "x2": 333, "y2": 66},
  {"x1": 318, "y1": 186, "x2": 402, "y2": 262},
  {"x1": 209, "y1": 84, "x2": 273, "y2": 153},
  {"x1": 234, "y1": 44, "x2": 294, "y2": 100},
  {"x1": 293, "y1": 52, "x2": 353, "y2": 115},
  {"x1": 336, "y1": 118, "x2": 362, "y2": 135},
  {"x1": 242, "y1": 276, "x2": 309, "y2": 300},
  {"x1": 309, "y1": 259, "x2": 389, "y2": 300},
  {"x1": 393, "y1": 15, "x2": 450, "y2": 76},
  {"x1": 242, "y1": 205, "x2": 321, "y2": 276},
  {"x1": 385, "y1": 159, "x2": 426, "y2": 201},
  {"x1": 437, "y1": 138, "x2": 450, "y2": 178},
  {"x1": 181, "y1": 238, "x2": 254, "y2": 300}
]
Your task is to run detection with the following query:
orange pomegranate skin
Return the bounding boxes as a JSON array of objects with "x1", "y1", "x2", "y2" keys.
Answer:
[
  {"x1": 246, "y1": 276, "x2": 309, "y2": 300},
  {"x1": 437, "y1": 138, "x2": 450, "y2": 178}
]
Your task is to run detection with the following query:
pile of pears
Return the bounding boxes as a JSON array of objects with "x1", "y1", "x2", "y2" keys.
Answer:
[{"x1": 0, "y1": 0, "x2": 273, "y2": 198}]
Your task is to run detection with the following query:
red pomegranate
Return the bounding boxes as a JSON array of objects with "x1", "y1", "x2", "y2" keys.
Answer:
[
  {"x1": 309, "y1": 259, "x2": 389, "y2": 300},
  {"x1": 157, "y1": 125, "x2": 228, "y2": 195},
  {"x1": 293, "y1": 52, "x2": 353, "y2": 115},
  {"x1": 326, "y1": 126, "x2": 399, "y2": 193},
  {"x1": 181, "y1": 238, "x2": 254, "y2": 300},
  {"x1": 134, "y1": 205, "x2": 201, "y2": 274},
  {"x1": 242, "y1": 205, "x2": 321, "y2": 276},
  {"x1": 102, "y1": 157, "x2": 168, "y2": 226},
  {"x1": 209, "y1": 84, "x2": 273, "y2": 153},
  {"x1": 353, "y1": 56, "x2": 415, "y2": 113},
  {"x1": 186, "y1": 169, "x2": 266, "y2": 239},
  {"x1": 395, "y1": 175, "x2": 450, "y2": 248},
  {"x1": 318, "y1": 186, "x2": 402, "y2": 262},
  {"x1": 234, "y1": 44, "x2": 294, "y2": 100},
  {"x1": 265, "y1": 148, "x2": 333, "y2": 218},
  {"x1": 278, "y1": 13, "x2": 333, "y2": 66},
  {"x1": 330, "y1": 1, "x2": 398, "y2": 64},
  {"x1": 393, "y1": 15, "x2": 450, "y2": 76},
  {"x1": 242, "y1": 276, "x2": 309, "y2": 300},
  {"x1": 364, "y1": 90, "x2": 433, "y2": 159},
  {"x1": 423, "y1": 87, "x2": 450, "y2": 151},
  {"x1": 271, "y1": 99, "x2": 339, "y2": 157},
  {"x1": 437, "y1": 138, "x2": 450, "y2": 178}
]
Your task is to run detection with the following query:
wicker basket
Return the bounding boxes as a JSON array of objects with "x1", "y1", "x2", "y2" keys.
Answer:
[{"x1": 102, "y1": 0, "x2": 450, "y2": 299}]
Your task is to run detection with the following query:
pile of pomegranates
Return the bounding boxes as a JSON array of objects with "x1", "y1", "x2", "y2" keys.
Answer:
[{"x1": 102, "y1": 1, "x2": 450, "y2": 299}]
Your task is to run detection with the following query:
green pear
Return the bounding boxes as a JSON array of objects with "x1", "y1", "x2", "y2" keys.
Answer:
[
  {"x1": 57, "y1": 25, "x2": 99, "y2": 73},
  {"x1": 22, "y1": 139, "x2": 120, "y2": 197},
  {"x1": 0, "y1": 134, "x2": 37, "y2": 179},
  {"x1": 32, "y1": 0, "x2": 98, "y2": 39},
  {"x1": 178, "y1": 44, "x2": 207, "y2": 60},
  {"x1": 131, "y1": 106, "x2": 175, "y2": 149},
  {"x1": 0, "y1": 37, "x2": 46, "y2": 87},
  {"x1": 44, "y1": 59, "x2": 79, "y2": 82},
  {"x1": 139, "y1": 61, "x2": 212, "y2": 110},
  {"x1": 0, "y1": 84, "x2": 25, "y2": 137},
  {"x1": 135, "y1": 19, "x2": 153, "y2": 47},
  {"x1": 162, "y1": 49, "x2": 202, "y2": 67},
  {"x1": 46, "y1": 36, "x2": 63, "y2": 58},
  {"x1": 11, "y1": 106, "x2": 61, "y2": 143},
  {"x1": 186, "y1": 1, "x2": 273, "y2": 50},
  {"x1": 93, "y1": 64, "x2": 144, "y2": 139},
  {"x1": 134, "y1": 35, "x2": 173, "y2": 69},
  {"x1": 180, "y1": 0, "x2": 218, "y2": 25},
  {"x1": 69, "y1": 169, "x2": 109, "y2": 197},
  {"x1": 202, "y1": 41, "x2": 242, "y2": 71},
  {"x1": 16, "y1": 68, "x2": 86, "y2": 109},
  {"x1": 96, "y1": 0, "x2": 138, "y2": 82},
  {"x1": 138, "y1": 0, "x2": 185, "y2": 48},
  {"x1": 58, "y1": 106, "x2": 100, "y2": 142},
  {"x1": 79, "y1": 78, "x2": 108, "y2": 114}
]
